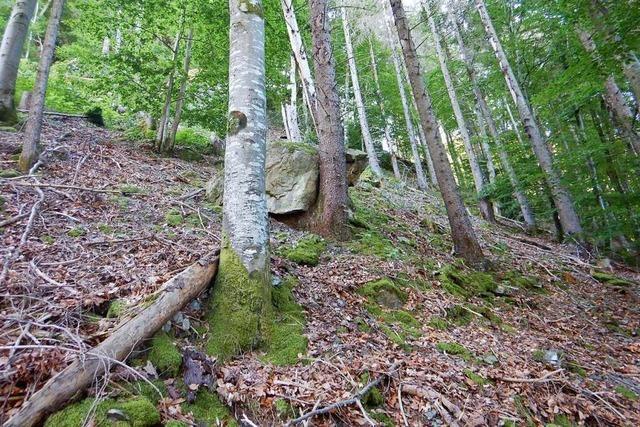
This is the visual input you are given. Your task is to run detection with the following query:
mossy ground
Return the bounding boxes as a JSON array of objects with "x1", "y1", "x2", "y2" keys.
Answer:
[
  {"x1": 592, "y1": 271, "x2": 637, "y2": 287},
  {"x1": 262, "y1": 275, "x2": 308, "y2": 365},
  {"x1": 44, "y1": 397, "x2": 160, "y2": 427},
  {"x1": 438, "y1": 263, "x2": 496, "y2": 299},
  {"x1": 280, "y1": 235, "x2": 326, "y2": 266},
  {"x1": 436, "y1": 342, "x2": 474, "y2": 361},
  {"x1": 148, "y1": 332, "x2": 182, "y2": 377},
  {"x1": 206, "y1": 244, "x2": 271, "y2": 360},
  {"x1": 182, "y1": 389, "x2": 238, "y2": 426}
]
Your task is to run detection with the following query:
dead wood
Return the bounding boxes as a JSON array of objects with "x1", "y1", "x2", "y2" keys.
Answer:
[{"x1": 4, "y1": 250, "x2": 220, "y2": 427}]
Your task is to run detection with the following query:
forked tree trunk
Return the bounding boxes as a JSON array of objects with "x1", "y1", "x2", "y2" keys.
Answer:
[
  {"x1": 206, "y1": 0, "x2": 271, "y2": 359},
  {"x1": 156, "y1": 32, "x2": 181, "y2": 152},
  {"x1": 168, "y1": 28, "x2": 194, "y2": 150},
  {"x1": 369, "y1": 37, "x2": 400, "y2": 179},
  {"x1": 342, "y1": 7, "x2": 383, "y2": 178},
  {"x1": 450, "y1": 12, "x2": 535, "y2": 229},
  {"x1": 303, "y1": 0, "x2": 350, "y2": 240},
  {"x1": 281, "y1": 0, "x2": 317, "y2": 132},
  {"x1": 389, "y1": 0, "x2": 485, "y2": 267},
  {"x1": 476, "y1": 0, "x2": 583, "y2": 243},
  {"x1": 0, "y1": 0, "x2": 38, "y2": 124},
  {"x1": 426, "y1": 3, "x2": 494, "y2": 222},
  {"x1": 18, "y1": 0, "x2": 65, "y2": 173},
  {"x1": 383, "y1": 12, "x2": 428, "y2": 188}
]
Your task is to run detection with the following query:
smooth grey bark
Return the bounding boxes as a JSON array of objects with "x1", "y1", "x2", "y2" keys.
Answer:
[
  {"x1": 476, "y1": 0, "x2": 583, "y2": 241},
  {"x1": 207, "y1": 0, "x2": 270, "y2": 358},
  {"x1": 18, "y1": 0, "x2": 65, "y2": 172},
  {"x1": 308, "y1": 0, "x2": 349, "y2": 239},
  {"x1": 282, "y1": 54, "x2": 302, "y2": 143},
  {"x1": 168, "y1": 28, "x2": 194, "y2": 150},
  {"x1": 369, "y1": 37, "x2": 400, "y2": 179},
  {"x1": 281, "y1": 0, "x2": 317, "y2": 132},
  {"x1": 450, "y1": 12, "x2": 535, "y2": 229},
  {"x1": 383, "y1": 11, "x2": 428, "y2": 188},
  {"x1": 426, "y1": 3, "x2": 493, "y2": 222},
  {"x1": 342, "y1": 7, "x2": 383, "y2": 178},
  {"x1": 624, "y1": 53, "x2": 640, "y2": 105},
  {"x1": 389, "y1": 0, "x2": 484, "y2": 266},
  {"x1": 0, "y1": 0, "x2": 37, "y2": 123},
  {"x1": 443, "y1": 126, "x2": 467, "y2": 188},
  {"x1": 342, "y1": 53, "x2": 350, "y2": 145},
  {"x1": 578, "y1": 29, "x2": 640, "y2": 156}
]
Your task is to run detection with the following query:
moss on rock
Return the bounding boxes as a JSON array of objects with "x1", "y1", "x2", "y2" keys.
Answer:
[
  {"x1": 206, "y1": 245, "x2": 271, "y2": 360},
  {"x1": 358, "y1": 278, "x2": 407, "y2": 309},
  {"x1": 438, "y1": 264, "x2": 496, "y2": 299},
  {"x1": 148, "y1": 332, "x2": 182, "y2": 377},
  {"x1": 281, "y1": 235, "x2": 326, "y2": 266},
  {"x1": 45, "y1": 397, "x2": 160, "y2": 427}
]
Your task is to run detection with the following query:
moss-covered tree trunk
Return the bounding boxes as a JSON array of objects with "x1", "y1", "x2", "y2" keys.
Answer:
[{"x1": 206, "y1": 0, "x2": 271, "y2": 359}]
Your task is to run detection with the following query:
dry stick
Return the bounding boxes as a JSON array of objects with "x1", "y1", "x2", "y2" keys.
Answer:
[
  {"x1": 0, "y1": 213, "x2": 29, "y2": 228},
  {"x1": 286, "y1": 362, "x2": 403, "y2": 426},
  {"x1": 10, "y1": 181, "x2": 127, "y2": 194},
  {"x1": 4, "y1": 250, "x2": 220, "y2": 427},
  {"x1": 398, "y1": 383, "x2": 409, "y2": 427},
  {"x1": 500, "y1": 369, "x2": 564, "y2": 383}
]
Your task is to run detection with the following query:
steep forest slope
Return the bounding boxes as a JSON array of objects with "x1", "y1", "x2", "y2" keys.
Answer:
[{"x1": 1, "y1": 119, "x2": 639, "y2": 425}]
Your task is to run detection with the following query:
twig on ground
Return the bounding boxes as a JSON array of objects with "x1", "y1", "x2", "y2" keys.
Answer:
[
  {"x1": 500, "y1": 369, "x2": 564, "y2": 383},
  {"x1": 0, "y1": 213, "x2": 29, "y2": 228},
  {"x1": 398, "y1": 383, "x2": 409, "y2": 427}
]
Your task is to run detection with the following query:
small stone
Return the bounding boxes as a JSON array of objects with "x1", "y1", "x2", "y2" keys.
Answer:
[
  {"x1": 493, "y1": 284, "x2": 514, "y2": 296},
  {"x1": 543, "y1": 349, "x2": 563, "y2": 366},
  {"x1": 336, "y1": 298, "x2": 346, "y2": 308},
  {"x1": 162, "y1": 321, "x2": 171, "y2": 333},
  {"x1": 172, "y1": 312, "x2": 184, "y2": 324},
  {"x1": 180, "y1": 317, "x2": 191, "y2": 331},
  {"x1": 272, "y1": 275, "x2": 283, "y2": 287},
  {"x1": 189, "y1": 300, "x2": 202, "y2": 311},
  {"x1": 482, "y1": 354, "x2": 499, "y2": 365}
]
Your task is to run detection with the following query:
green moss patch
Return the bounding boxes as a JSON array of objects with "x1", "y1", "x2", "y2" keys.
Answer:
[
  {"x1": 148, "y1": 332, "x2": 182, "y2": 377},
  {"x1": 348, "y1": 230, "x2": 401, "y2": 260},
  {"x1": 0, "y1": 168, "x2": 20, "y2": 178},
  {"x1": 438, "y1": 264, "x2": 496, "y2": 300},
  {"x1": 280, "y1": 235, "x2": 326, "y2": 266},
  {"x1": 614, "y1": 385, "x2": 638, "y2": 400},
  {"x1": 436, "y1": 342, "x2": 473, "y2": 361},
  {"x1": 428, "y1": 316, "x2": 448, "y2": 330},
  {"x1": 592, "y1": 271, "x2": 637, "y2": 287},
  {"x1": 119, "y1": 184, "x2": 145, "y2": 196},
  {"x1": 358, "y1": 278, "x2": 407, "y2": 309},
  {"x1": 182, "y1": 389, "x2": 238, "y2": 426},
  {"x1": 107, "y1": 299, "x2": 127, "y2": 318},
  {"x1": 164, "y1": 209, "x2": 184, "y2": 227},
  {"x1": 464, "y1": 369, "x2": 488, "y2": 385},
  {"x1": 67, "y1": 227, "x2": 87, "y2": 238},
  {"x1": 45, "y1": 397, "x2": 160, "y2": 427},
  {"x1": 360, "y1": 373, "x2": 385, "y2": 408},
  {"x1": 206, "y1": 244, "x2": 271, "y2": 359},
  {"x1": 263, "y1": 275, "x2": 308, "y2": 366}
]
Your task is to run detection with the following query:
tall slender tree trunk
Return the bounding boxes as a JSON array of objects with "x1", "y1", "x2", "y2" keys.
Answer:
[
  {"x1": 426, "y1": 4, "x2": 494, "y2": 222},
  {"x1": 156, "y1": 32, "x2": 181, "y2": 152},
  {"x1": 369, "y1": 37, "x2": 400, "y2": 179},
  {"x1": 23, "y1": 0, "x2": 38, "y2": 60},
  {"x1": 0, "y1": 0, "x2": 38, "y2": 124},
  {"x1": 578, "y1": 29, "x2": 640, "y2": 156},
  {"x1": 383, "y1": 11, "x2": 428, "y2": 188},
  {"x1": 389, "y1": 0, "x2": 484, "y2": 267},
  {"x1": 443, "y1": 126, "x2": 467, "y2": 188},
  {"x1": 624, "y1": 53, "x2": 640, "y2": 106},
  {"x1": 168, "y1": 28, "x2": 194, "y2": 150},
  {"x1": 18, "y1": 0, "x2": 65, "y2": 172},
  {"x1": 306, "y1": 0, "x2": 350, "y2": 240},
  {"x1": 283, "y1": 54, "x2": 302, "y2": 143},
  {"x1": 342, "y1": 7, "x2": 383, "y2": 178},
  {"x1": 281, "y1": 0, "x2": 317, "y2": 132},
  {"x1": 450, "y1": 12, "x2": 535, "y2": 229},
  {"x1": 476, "y1": 0, "x2": 583, "y2": 243},
  {"x1": 342, "y1": 55, "x2": 350, "y2": 145},
  {"x1": 206, "y1": 0, "x2": 270, "y2": 359}
]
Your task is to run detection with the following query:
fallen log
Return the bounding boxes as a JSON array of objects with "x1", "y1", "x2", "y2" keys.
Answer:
[{"x1": 4, "y1": 250, "x2": 220, "y2": 427}]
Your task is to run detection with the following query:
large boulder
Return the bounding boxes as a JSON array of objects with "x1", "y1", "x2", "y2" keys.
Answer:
[
  {"x1": 266, "y1": 141, "x2": 319, "y2": 214},
  {"x1": 345, "y1": 148, "x2": 368, "y2": 186}
]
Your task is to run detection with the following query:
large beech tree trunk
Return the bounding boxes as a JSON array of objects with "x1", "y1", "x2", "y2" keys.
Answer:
[
  {"x1": 450, "y1": 12, "x2": 535, "y2": 229},
  {"x1": 475, "y1": 0, "x2": 584, "y2": 242},
  {"x1": 168, "y1": 28, "x2": 194, "y2": 150},
  {"x1": 306, "y1": 0, "x2": 350, "y2": 240},
  {"x1": 281, "y1": 0, "x2": 317, "y2": 132},
  {"x1": 17, "y1": 0, "x2": 65, "y2": 173},
  {"x1": 4, "y1": 252, "x2": 220, "y2": 427},
  {"x1": 342, "y1": 7, "x2": 383, "y2": 178},
  {"x1": 369, "y1": 38, "x2": 400, "y2": 179},
  {"x1": 426, "y1": 4, "x2": 494, "y2": 222},
  {"x1": 206, "y1": 0, "x2": 271, "y2": 359},
  {"x1": 389, "y1": 0, "x2": 485, "y2": 267},
  {"x1": 383, "y1": 11, "x2": 428, "y2": 189},
  {"x1": 0, "y1": 0, "x2": 37, "y2": 124}
]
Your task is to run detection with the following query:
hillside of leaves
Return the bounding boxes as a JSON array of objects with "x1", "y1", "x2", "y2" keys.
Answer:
[{"x1": 1, "y1": 118, "x2": 639, "y2": 426}]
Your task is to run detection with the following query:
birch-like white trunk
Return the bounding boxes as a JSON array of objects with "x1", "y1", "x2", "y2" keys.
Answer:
[
  {"x1": 383, "y1": 11, "x2": 428, "y2": 188},
  {"x1": 18, "y1": 0, "x2": 65, "y2": 172},
  {"x1": 156, "y1": 32, "x2": 181, "y2": 151},
  {"x1": 342, "y1": 55, "x2": 350, "y2": 145},
  {"x1": 281, "y1": 0, "x2": 317, "y2": 132},
  {"x1": 476, "y1": 0, "x2": 583, "y2": 240},
  {"x1": 168, "y1": 28, "x2": 194, "y2": 150},
  {"x1": 426, "y1": 4, "x2": 494, "y2": 222},
  {"x1": 369, "y1": 38, "x2": 400, "y2": 179},
  {"x1": 207, "y1": 0, "x2": 270, "y2": 358},
  {"x1": 389, "y1": 0, "x2": 484, "y2": 266},
  {"x1": 0, "y1": 0, "x2": 38, "y2": 123},
  {"x1": 283, "y1": 54, "x2": 302, "y2": 142},
  {"x1": 342, "y1": 7, "x2": 383, "y2": 177},
  {"x1": 450, "y1": 12, "x2": 535, "y2": 229}
]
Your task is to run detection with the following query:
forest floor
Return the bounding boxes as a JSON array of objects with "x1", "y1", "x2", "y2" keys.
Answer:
[{"x1": 1, "y1": 117, "x2": 639, "y2": 426}]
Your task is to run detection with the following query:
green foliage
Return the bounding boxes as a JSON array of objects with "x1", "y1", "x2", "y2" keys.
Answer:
[
  {"x1": 175, "y1": 128, "x2": 210, "y2": 148},
  {"x1": 148, "y1": 332, "x2": 182, "y2": 377},
  {"x1": 280, "y1": 235, "x2": 326, "y2": 266}
]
